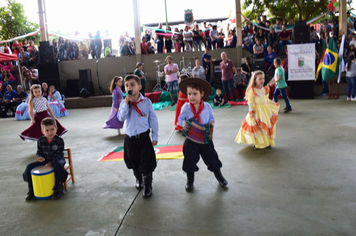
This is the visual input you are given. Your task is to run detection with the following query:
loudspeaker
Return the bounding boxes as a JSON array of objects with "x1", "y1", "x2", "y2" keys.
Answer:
[
  {"x1": 66, "y1": 79, "x2": 80, "y2": 97},
  {"x1": 38, "y1": 63, "x2": 62, "y2": 93},
  {"x1": 290, "y1": 81, "x2": 314, "y2": 99},
  {"x1": 79, "y1": 88, "x2": 90, "y2": 98},
  {"x1": 294, "y1": 26, "x2": 310, "y2": 44},
  {"x1": 79, "y1": 69, "x2": 92, "y2": 84},
  {"x1": 40, "y1": 41, "x2": 50, "y2": 47},
  {"x1": 78, "y1": 69, "x2": 94, "y2": 96},
  {"x1": 252, "y1": 58, "x2": 265, "y2": 71},
  {"x1": 295, "y1": 21, "x2": 307, "y2": 26},
  {"x1": 39, "y1": 44, "x2": 55, "y2": 64}
]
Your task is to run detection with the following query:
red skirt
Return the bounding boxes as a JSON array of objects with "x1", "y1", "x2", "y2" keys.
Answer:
[
  {"x1": 19, "y1": 111, "x2": 68, "y2": 141},
  {"x1": 174, "y1": 91, "x2": 188, "y2": 131}
]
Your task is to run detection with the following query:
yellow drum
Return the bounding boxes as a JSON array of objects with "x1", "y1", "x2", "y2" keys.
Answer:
[{"x1": 31, "y1": 166, "x2": 55, "y2": 199}]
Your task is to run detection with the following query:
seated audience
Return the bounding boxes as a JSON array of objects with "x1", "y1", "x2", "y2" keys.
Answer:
[
  {"x1": 242, "y1": 30, "x2": 254, "y2": 55},
  {"x1": 253, "y1": 38, "x2": 264, "y2": 59},
  {"x1": 18, "y1": 47, "x2": 30, "y2": 66},
  {"x1": 278, "y1": 25, "x2": 293, "y2": 56},
  {"x1": 265, "y1": 46, "x2": 276, "y2": 72},
  {"x1": 120, "y1": 40, "x2": 135, "y2": 56},
  {"x1": 1, "y1": 69, "x2": 16, "y2": 87},
  {"x1": 233, "y1": 68, "x2": 247, "y2": 99},
  {"x1": 224, "y1": 30, "x2": 237, "y2": 48},
  {"x1": 192, "y1": 59, "x2": 206, "y2": 80},
  {"x1": 141, "y1": 37, "x2": 149, "y2": 55},
  {"x1": 3, "y1": 84, "x2": 17, "y2": 116},
  {"x1": 241, "y1": 57, "x2": 252, "y2": 78},
  {"x1": 78, "y1": 41, "x2": 89, "y2": 59},
  {"x1": 214, "y1": 88, "x2": 227, "y2": 106}
]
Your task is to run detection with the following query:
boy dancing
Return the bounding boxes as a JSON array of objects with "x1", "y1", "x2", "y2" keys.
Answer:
[
  {"x1": 178, "y1": 77, "x2": 228, "y2": 191},
  {"x1": 118, "y1": 74, "x2": 159, "y2": 198}
]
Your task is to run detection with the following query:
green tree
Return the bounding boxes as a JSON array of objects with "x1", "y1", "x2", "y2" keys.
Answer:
[
  {"x1": 0, "y1": 0, "x2": 40, "y2": 43},
  {"x1": 242, "y1": 0, "x2": 329, "y2": 24}
]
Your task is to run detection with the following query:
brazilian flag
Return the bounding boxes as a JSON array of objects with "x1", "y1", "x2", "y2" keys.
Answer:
[{"x1": 321, "y1": 37, "x2": 340, "y2": 81}]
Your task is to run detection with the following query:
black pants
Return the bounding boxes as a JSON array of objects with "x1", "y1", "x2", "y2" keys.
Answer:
[
  {"x1": 165, "y1": 40, "x2": 172, "y2": 53},
  {"x1": 182, "y1": 139, "x2": 222, "y2": 173},
  {"x1": 124, "y1": 130, "x2": 156, "y2": 175},
  {"x1": 23, "y1": 159, "x2": 68, "y2": 190},
  {"x1": 235, "y1": 84, "x2": 246, "y2": 99}
]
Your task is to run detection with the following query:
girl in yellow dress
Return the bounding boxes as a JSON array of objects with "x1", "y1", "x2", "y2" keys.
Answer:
[{"x1": 235, "y1": 70, "x2": 279, "y2": 149}]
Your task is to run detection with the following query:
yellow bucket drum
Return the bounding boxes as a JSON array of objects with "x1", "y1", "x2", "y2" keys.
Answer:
[{"x1": 31, "y1": 166, "x2": 55, "y2": 199}]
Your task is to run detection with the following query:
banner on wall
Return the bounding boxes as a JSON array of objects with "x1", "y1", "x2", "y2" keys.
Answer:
[
  {"x1": 287, "y1": 44, "x2": 315, "y2": 81},
  {"x1": 184, "y1": 9, "x2": 194, "y2": 25}
]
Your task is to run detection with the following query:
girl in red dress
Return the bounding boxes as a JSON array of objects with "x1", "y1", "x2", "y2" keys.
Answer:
[{"x1": 20, "y1": 84, "x2": 67, "y2": 141}]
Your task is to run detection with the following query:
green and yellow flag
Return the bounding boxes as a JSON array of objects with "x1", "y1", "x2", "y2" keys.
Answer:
[{"x1": 321, "y1": 37, "x2": 340, "y2": 81}]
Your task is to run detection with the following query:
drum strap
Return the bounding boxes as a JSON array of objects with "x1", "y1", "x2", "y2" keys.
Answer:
[
  {"x1": 131, "y1": 99, "x2": 144, "y2": 116},
  {"x1": 189, "y1": 100, "x2": 204, "y2": 123}
]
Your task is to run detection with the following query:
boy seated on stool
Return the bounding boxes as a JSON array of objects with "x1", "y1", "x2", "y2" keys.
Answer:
[
  {"x1": 118, "y1": 74, "x2": 159, "y2": 198},
  {"x1": 178, "y1": 77, "x2": 228, "y2": 191},
  {"x1": 23, "y1": 117, "x2": 68, "y2": 200}
]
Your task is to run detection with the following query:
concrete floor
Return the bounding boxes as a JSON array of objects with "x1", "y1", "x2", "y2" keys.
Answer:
[{"x1": 1, "y1": 96, "x2": 356, "y2": 236}]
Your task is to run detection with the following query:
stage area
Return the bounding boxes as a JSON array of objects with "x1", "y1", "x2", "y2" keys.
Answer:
[{"x1": 0, "y1": 96, "x2": 355, "y2": 235}]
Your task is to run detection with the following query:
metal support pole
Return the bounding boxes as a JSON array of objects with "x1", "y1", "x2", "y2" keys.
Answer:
[
  {"x1": 132, "y1": 0, "x2": 142, "y2": 62},
  {"x1": 235, "y1": 0, "x2": 243, "y2": 63},
  {"x1": 339, "y1": 0, "x2": 347, "y2": 36},
  {"x1": 37, "y1": 0, "x2": 47, "y2": 41}
]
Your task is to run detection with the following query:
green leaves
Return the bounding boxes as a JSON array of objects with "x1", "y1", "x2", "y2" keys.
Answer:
[{"x1": 0, "y1": 0, "x2": 40, "y2": 42}]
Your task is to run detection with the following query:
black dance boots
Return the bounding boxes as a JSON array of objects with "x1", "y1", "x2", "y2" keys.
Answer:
[
  {"x1": 133, "y1": 170, "x2": 143, "y2": 190},
  {"x1": 185, "y1": 172, "x2": 194, "y2": 191},
  {"x1": 214, "y1": 170, "x2": 228, "y2": 187},
  {"x1": 142, "y1": 173, "x2": 153, "y2": 198}
]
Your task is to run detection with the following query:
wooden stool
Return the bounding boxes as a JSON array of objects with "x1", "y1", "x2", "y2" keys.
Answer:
[{"x1": 63, "y1": 148, "x2": 75, "y2": 190}]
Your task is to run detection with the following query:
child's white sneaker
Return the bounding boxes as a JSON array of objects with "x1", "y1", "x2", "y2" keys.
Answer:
[
  {"x1": 347, "y1": 97, "x2": 351, "y2": 101},
  {"x1": 351, "y1": 97, "x2": 356, "y2": 101}
]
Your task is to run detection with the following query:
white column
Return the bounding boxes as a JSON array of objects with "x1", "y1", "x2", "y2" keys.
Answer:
[{"x1": 37, "y1": 0, "x2": 47, "y2": 41}]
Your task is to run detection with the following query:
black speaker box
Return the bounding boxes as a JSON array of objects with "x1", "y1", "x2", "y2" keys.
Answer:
[
  {"x1": 38, "y1": 63, "x2": 62, "y2": 94},
  {"x1": 66, "y1": 79, "x2": 80, "y2": 97},
  {"x1": 79, "y1": 81, "x2": 94, "y2": 96},
  {"x1": 79, "y1": 69, "x2": 92, "y2": 84},
  {"x1": 252, "y1": 58, "x2": 265, "y2": 71},
  {"x1": 40, "y1": 41, "x2": 50, "y2": 47},
  {"x1": 294, "y1": 26, "x2": 310, "y2": 44},
  {"x1": 290, "y1": 80, "x2": 314, "y2": 99},
  {"x1": 39, "y1": 45, "x2": 55, "y2": 64}
]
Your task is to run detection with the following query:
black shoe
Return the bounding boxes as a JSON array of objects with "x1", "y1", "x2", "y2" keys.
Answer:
[
  {"x1": 133, "y1": 170, "x2": 143, "y2": 190},
  {"x1": 283, "y1": 107, "x2": 287, "y2": 111},
  {"x1": 171, "y1": 102, "x2": 176, "y2": 106},
  {"x1": 53, "y1": 184, "x2": 64, "y2": 200},
  {"x1": 25, "y1": 191, "x2": 35, "y2": 200},
  {"x1": 214, "y1": 170, "x2": 228, "y2": 187},
  {"x1": 185, "y1": 172, "x2": 194, "y2": 191},
  {"x1": 143, "y1": 173, "x2": 152, "y2": 198},
  {"x1": 283, "y1": 108, "x2": 292, "y2": 113}
]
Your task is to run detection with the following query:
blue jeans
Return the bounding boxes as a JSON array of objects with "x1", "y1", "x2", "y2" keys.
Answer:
[
  {"x1": 322, "y1": 80, "x2": 329, "y2": 95},
  {"x1": 96, "y1": 47, "x2": 102, "y2": 58},
  {"x1": 273, "y1": 87, "x2": 291, "y2": 110},
  {"x1": 346, "y1": 76, "x2": 356, "y2": 98},
  {"x1": 156, "y1": 40, "x2": 163, "y2": 53},
  {"x1": 243, "y1": 42, "x2": 253, "y2": 54},
  {"x1": 222, "y1": 78, "x2": 236, "y2": 101},
  {"x1": 278, "y1": 40, "x2": 292, "y2": 54},
  {"x1": 211, "y1": 40, "x2": 218, "y2": 49},
  {"x1": 193, "y1": 39, "x2": 202, "y2": 51}
]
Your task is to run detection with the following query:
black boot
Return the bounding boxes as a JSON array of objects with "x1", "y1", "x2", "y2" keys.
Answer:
[
  {"x1": 133, "y1": 170, "x2": 143, "y2": 190},
  {"x1": 185, "y1": 172, "x2": 194, "y2": 191},
  {"x1": 25, "y1": 187, "x2": 35, "y2": 200},
  {"x1": 53, "y1": 183, "x2": 64, "y2": 200},
  {"x1": 142, "y1": 173, "x2": 152, "y2": 198},
  {"x1": 214, "y1": 170, "x2": 228, "y2": 187}
]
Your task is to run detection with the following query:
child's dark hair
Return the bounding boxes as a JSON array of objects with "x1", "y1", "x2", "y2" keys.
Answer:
[
  {"x1": 186, "y1": 83, "x2": 204, "y2": 93},
  {"x1": 41, "y1": 117, "x2": 57, "y2": 128},
  {"x1": 179, "y1": 74, "x2": 189, "y2": 83},
  {"x1": 110, "y1": 76, "x2": 123, "y2": 93},
  {"x1": 124, "y1": 74, "x2": 141, "y2": 85},
  {"x1": 274, "y1": 57, "x2": 282, "y2": 66},
  {"x1": 347, "y1": 54, "x2": 355, "y2": 71}
]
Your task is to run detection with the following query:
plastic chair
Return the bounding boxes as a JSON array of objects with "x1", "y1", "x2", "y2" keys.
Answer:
[{"x1": 63, "y1": 148, "x2": 75, "y2": 190}]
